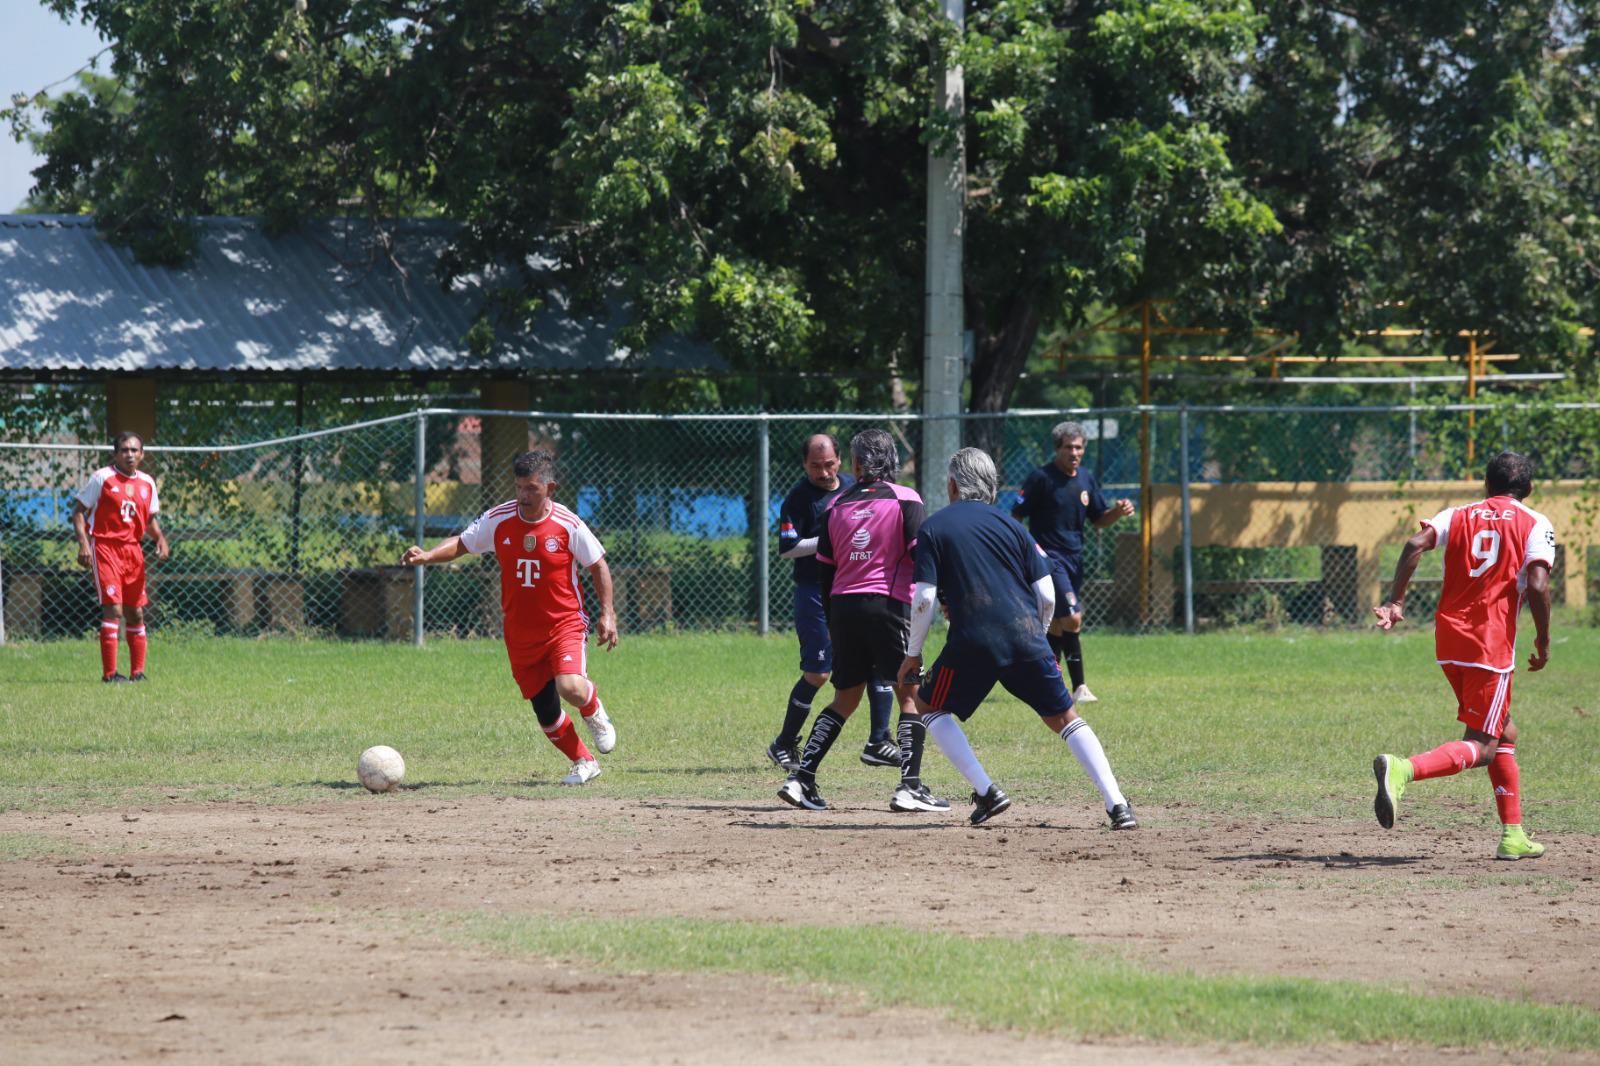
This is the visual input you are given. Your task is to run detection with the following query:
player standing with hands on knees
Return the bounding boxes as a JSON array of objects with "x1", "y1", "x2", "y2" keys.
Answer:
[
  {"x1": 72, "y1": 432, "x2": 170, "y2": 683},
  {"x1": 1012, "y1": 421, "x2": 1134, "y2": 703},
  {"x1": 1371, "y1": 451, "x2": 1555, "y2": 860},
  {"x1": 900, "y1": 448, "x2": 1136, "y2": 830},
  {"x1": 401, "y1": 451, "x2": 618, "y2": 785}
]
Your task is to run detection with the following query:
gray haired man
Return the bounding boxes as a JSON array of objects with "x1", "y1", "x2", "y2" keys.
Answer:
[{"x1": 902, "y1": 447, "x2": 1136, "y2": 830}]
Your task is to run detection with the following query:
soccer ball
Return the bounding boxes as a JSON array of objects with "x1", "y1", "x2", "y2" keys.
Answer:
[{"x1": 357, "y1": 745, "x2": 406, "y2": 793}]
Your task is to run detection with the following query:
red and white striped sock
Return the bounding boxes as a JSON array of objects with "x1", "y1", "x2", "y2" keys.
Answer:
[
  {"x1": 1489, "y1": 744, "x2": 1521, "y2": 825},
  {"x1": 579, "y1": 680, "x2": 602, "y2": 719},
  {"x1": 1409, "y1": 739, "x2": 1480, "y2": 781},
  {"x1": 542, "y1": 711, "x2": 592, "y2": 762},
  {"x1": 99, "y1": 620, "x2": 121, "y2": 678},
  {"x1": 127, "y1": 625, "x2": 147, "y2": 675}
]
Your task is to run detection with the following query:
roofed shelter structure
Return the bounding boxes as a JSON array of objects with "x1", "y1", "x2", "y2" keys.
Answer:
[{"x1": 0, "y1": 214, "x2": 722, "y2": 493}]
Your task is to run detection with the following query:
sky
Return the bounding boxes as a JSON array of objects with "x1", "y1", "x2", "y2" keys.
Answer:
[{"x1": 1, "y1": 1, "x2": 109, "y2": 212}]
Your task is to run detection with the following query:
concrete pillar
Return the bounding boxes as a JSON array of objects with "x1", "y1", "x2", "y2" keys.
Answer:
[{"x1": 480, "y1": 379, "x2": 530, "y2": 508}]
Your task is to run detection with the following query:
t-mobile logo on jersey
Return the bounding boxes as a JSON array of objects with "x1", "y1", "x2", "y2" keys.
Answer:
[{"x1": 515, "y1": 558, "x2": 542, "y2": 587}]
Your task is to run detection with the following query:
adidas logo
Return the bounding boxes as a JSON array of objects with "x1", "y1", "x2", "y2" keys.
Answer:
[{"x1": 1494, "y1": 785, "x2": 1514, "y2": 796}]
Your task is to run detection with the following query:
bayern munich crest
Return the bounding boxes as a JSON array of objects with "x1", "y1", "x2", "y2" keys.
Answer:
[
  {"x1": 523, "y1": 534, "x2": 537, "y2": 551},
  {"x1": 545, "y1": 536, "x2": 560, "y2": 552}
]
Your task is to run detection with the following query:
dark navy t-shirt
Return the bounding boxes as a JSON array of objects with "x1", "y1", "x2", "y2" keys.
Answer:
[
  {"x1": 778, "y1": 472, "x2": 854, "y2": 585},
  {"x1": 914, "y1": 500, "x2": 1052, "y2": 667},
  {"x1": 1011, "y1": 463, "x2": 1108, "y2": 559}
]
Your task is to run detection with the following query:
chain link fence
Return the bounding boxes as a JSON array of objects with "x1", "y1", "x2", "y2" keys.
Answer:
[{"x1": 3, "y1": 403, "x2": 1596, "y2": 644}]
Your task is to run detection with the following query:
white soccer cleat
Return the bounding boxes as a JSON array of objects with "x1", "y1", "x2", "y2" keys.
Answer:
[
  {"x1": 560, "y1": 758, "x2": 602, "y2": 786},
  {"x1": 1073, "y1": 684, "x2": 1098, "y2": 704},
  {"x1": 583, "y1": 705, "x2": 617, "y2": 754}
]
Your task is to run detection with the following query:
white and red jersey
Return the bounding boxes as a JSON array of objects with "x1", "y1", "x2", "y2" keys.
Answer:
[
  {"x1": 74, "y1": 467, "x2": 160, "y2": 545},
  {"x1": 459, "y1": 500, "x2": 604, "y2": 653},
  {"x1": 1422, "y1": 495, "x2": 1556, "y2": 672}
]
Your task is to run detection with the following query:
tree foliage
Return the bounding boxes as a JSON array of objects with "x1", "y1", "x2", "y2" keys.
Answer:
[{"x1": 4, "y1": 1, "x2": 1596, "y2": 409}]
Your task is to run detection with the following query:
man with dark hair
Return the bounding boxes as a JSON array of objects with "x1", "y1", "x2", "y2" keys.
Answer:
[
  {"x1": 402, "y1": 450, "x2": 619, "y2": 785},
  {"x1": 900, "y1": 448, "x2": 1136, "y2": 830},
  {"x1": 1372, "y1": 450, "x2": 1555, "y2": 860},
  {"x1": 777, "y1": 429, "x2": 948, "y2": 813},
  {"x1": 71, "y1": 432, "x2": 170, "y2": 682},
  {"x1": 770, "y1": 433, "x2": 899, "y2": 771},
  {"x1": 1012, "y1": 421, "x2": 1134, "y2": 703}
]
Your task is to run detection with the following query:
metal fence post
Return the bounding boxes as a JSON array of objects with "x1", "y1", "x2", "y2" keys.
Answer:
[
  {"x1": 756, "y1": 415, "x2": 771, "y2": 636},
  {"x1": 412, "y1": 411, "x2": 427, "y2": 648},
  {"x1": 1179, "y1": 405, "x2": 1194, "y2": 635}
]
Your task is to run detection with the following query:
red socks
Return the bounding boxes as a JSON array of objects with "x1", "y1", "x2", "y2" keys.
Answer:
[
  {"x1": 542, "y1": 711, "x2": 592, "y2": 762},
  {"x1": 99, "y1": 620, "x2": 121, "y2": 678},
  {"x1": 1489, "y1": 744, "x2": 1521, "y2": 825},
  {"x1": 1408, "y1": 740, "x2": 1480, "y2": 781},
  {"x1": 579, "y1": 680, "x2": 602, "y2": 718},
  {"x1": 127, "y1": 625, "x2": 147, "y2": 676}
]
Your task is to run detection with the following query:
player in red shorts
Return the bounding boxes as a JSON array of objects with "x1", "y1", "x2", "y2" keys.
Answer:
[
  {"x1": 401, "y1": 451, "x2": 618, "y2": 785},
  {"x1": 71, "y1": 432, "x2": 170, "y2": 683},
  {"x1": 1371, "y1": 451, "x2": 1555, "y2": 860}
]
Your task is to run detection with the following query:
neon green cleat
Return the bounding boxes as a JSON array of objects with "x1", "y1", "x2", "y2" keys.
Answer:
[
  {"x1": 1496, "y1": 826, "x2": 1546, "y2": 861},
  {"x1": 1372, "y1": 754, "x2": 1412, "y2": 829}
]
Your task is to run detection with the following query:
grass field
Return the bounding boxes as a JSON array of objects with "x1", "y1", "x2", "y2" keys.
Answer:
[
  {"x1": 3, "y1": 626, "x2": 1597, "y2": 829},
  {"x1": 3, "y1": 626, "x2": 1599, "y2": 1061}
]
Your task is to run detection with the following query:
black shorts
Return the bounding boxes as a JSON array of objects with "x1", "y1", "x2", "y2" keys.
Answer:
[{"x1": 828, "y1": 594, "x2": 910, "y2": 690}]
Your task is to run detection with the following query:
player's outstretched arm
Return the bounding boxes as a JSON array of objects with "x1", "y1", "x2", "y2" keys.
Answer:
[
  {"x1": 1373, "y1": 527, "x2": 1434, "y2": 630},
  {"x1": 148, "y1": 515, "x2": 171, "y2": 561},
  {"x1": 400, "y1": 536, "x2": 468, "y2": 567},
  {"x1": 70, "y1": 502, "x2": 93, "y2": 569},
  {"x1": 586, "y1": 558, "x2": 619, "y2": 650},
  {"x1": 1093, "y1": 498, "x2": 1136, "y2": 528},
  {"x1": 1525, "y1": 562, "x2": 1552, "y2": 671}
]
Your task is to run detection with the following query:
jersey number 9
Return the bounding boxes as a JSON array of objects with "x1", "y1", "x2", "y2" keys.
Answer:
[{"x1": 1468, "y1": 530, "x2": 1501, "y2": 578}]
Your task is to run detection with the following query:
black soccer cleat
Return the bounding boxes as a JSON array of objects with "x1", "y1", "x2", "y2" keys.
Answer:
[
  {"x1": 969, "y1": 784, "x2": 1012, "y2": 827},
  {"x1": 889, "y1": 780, "x2": 951, "y2": 812},
  {"x1": 129, "y1": 672, "x2": 148, "y2": 682},
  {"x1": 1108, "y1": 802, "x2": 1138, "y2": 830},
  {"x1": 777, "y1": 776, "x2": 828, "y2": 811},
  {"x1": 859, "y1": 739, "x2": 901, "y2": 768},
  {"x1": 766, "y1": 740, "x2": 800, "y2": 772},
  {"x1": 102, "y1": 673, "x2": 131, "y2": 684}
]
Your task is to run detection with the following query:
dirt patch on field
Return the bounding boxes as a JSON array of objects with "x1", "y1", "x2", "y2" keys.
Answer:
[{"x1": 2, "y1": 797, "x2": 1596, "y2": 1065}]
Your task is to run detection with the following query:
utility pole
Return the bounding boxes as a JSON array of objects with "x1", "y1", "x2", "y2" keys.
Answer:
[{"x1": 920, "y1": 0, "x2": 965, "y2": 509}]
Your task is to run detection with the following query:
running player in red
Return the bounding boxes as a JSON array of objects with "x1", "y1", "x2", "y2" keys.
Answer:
[
  {"x1": 1371, "y1": 451, "x2": 1555, "y2": 860},
  {"x1": 401, "y1": 451, "x2": 618, "y2": 785},
  {"x1": 71, "y1": 432, "x2": 170, "y2": 683}
]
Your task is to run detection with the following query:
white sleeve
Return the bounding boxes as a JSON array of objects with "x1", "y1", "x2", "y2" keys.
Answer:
[
  {"x1": 1421, "y1": 507, "x2": 1453, "y2": 547},
  {"x1": 778, "y1": 536, "x2": 819, "y2": 559},
  {"x1": 457, "y1": 510, "x2": 497, "y2": 556},
  {"x1": 1524, "y1": 515, "x2": 1556, "y2": 569},
  {"x1": 570, "y1": 519, "x2": 605, "y2": 567},
  {"x1": 907, "y1": 581, "x2": 939, "y2": 657},
  {"x1": 74, "y1": 469, "x2": 106, "y2": 512},
  {"x1": 145, "y1": 475, "x2": 160, "y2": 516},
  {"x1": 1033, "y1": 574, "x2": 1056, "y2": 631}
]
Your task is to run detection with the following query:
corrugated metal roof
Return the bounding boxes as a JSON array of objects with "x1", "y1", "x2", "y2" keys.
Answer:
[{"x1": 0, "y1": 215, "x2": 722, "y2": 374}]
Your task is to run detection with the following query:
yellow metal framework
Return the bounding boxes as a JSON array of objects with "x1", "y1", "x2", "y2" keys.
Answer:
[{"x1": 1040, "y1": 299, "x2": 1532, "y2": 623}]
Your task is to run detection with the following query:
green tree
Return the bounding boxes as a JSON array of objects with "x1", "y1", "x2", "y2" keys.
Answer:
[{"x1": 4, "y1": 1, "x2": 1594, "y2": 411}]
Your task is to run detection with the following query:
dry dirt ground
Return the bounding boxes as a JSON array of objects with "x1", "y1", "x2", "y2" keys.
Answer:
[{"x1": 2, "y1": 796, "x2": 1597, "y2": 1065}]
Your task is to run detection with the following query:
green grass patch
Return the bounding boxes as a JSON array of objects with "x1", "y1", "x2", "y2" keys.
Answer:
[
  {"x1": 2, "y1": 628, "x2": 1597, "y2": 833},
  {"x1": 434, "y1": 912, "x2": 1600, "y2": 1050},
  {"x1": 0, "y1": 831, "x2": 90, "y2": 860}
]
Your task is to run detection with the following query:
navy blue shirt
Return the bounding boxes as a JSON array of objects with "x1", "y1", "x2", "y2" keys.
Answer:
[
  {"x1": 1011, "y1": 463, "x2": 1108, "y2": 559},
  {"x1": 914, "y1": 500, "x2": 1052, "y2": 667},
  {"x1": 778, "y1": 472, "x2": 854, "y2": 585}
]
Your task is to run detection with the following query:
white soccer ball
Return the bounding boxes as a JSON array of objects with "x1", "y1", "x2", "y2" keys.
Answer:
[{"x1": 357, "y1": 745, "x2": 406, "y2": 793}]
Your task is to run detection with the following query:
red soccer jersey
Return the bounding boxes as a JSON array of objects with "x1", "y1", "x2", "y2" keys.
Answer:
[
  {"x1": 459, "y1": 500, "x2": 605, "y2": 653},
  {"x1": 1422, "y1": 495, "x2": 1556, "y2": 672},
  {"x1": 74, "y1": 467, "x2": 160, "y2": 545}
]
